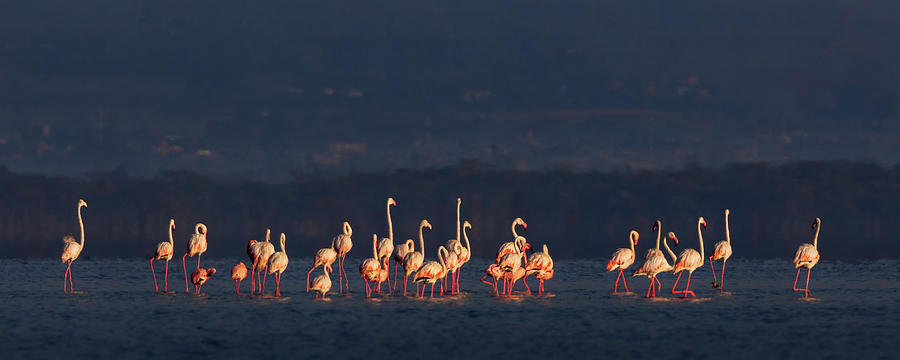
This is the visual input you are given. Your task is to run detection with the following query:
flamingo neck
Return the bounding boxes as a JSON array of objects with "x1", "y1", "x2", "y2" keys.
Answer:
[
  {"x1": 387, "y1": 202, "x2": 394, "y2": 242},
  {"x1": 168, "y1": 223, "x2": 174, "y2": 245},
  {"x1": 343, "y1": 222, "x2": 352, "y2": 237},
  {"x1": 280, "y1": 234, "x2": 286, "y2": 254},
  {"x1": 813, "y1": 221, "x2": 820, "y2": 248},
  {"x1": 455, "y1": 199, "x2": 461, "y2": 243},
  {"x1": 511, "y1": 220, "x2": 520, "y2": 238},
  {"x1": 697, "y1": 219, "x2": 705, "y2": 264},
  {"x1": 406, "y1": 239, "x2": 415, "y2": 253},
  {"x1": 655, "y1": 222, "x2": 661, "y2": 251},
  {"x1": 463, "y1": 224, "x2": 471, "y2": 255},
  {"x1": 438, "y1": 246, "x2": 448, "y2": 275},
  {"x1": 628, "y1": 230, "x2": 637, "y2": 254},
  {"x1": 372, "y1": 234, "x2": 378, "y2": 259},
  {"x1": 77, "y1": 204, "x2": 85, "y2": 247},
  {"x1": 662, "y1": 237, "x2": 676, "y2": 264},
  {"x1": 725, "y1": 211, "x2": 731, "y2": 244},
  {"x1": 266, "y1": 229, "x2": 271, "y2": 243},
  {"x1": 418, "y1": 223, "x2": 426, "y2": 255}
]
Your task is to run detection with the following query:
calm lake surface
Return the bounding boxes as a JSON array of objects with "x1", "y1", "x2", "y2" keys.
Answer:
[{"x1": 1, "y1": 258, "x2": 897, "y2": 359}]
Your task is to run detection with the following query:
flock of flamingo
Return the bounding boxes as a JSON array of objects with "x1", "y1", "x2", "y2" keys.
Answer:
[{"x1": 59, "y1": 199, "x2": 821, "y2": 299}]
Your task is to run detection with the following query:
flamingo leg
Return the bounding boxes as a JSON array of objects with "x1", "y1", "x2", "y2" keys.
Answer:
[
  {"x1": 234, "y1": 280, "x2": 240, "y2": 294},
  {"x1": 63, "y1": 260, "x2": 73, "y2": 293},
  {"x1": 804, "y1": 268, "x2": 812, "y2": 296},
  {"x1": 709, "y1": 256, "x2": 719, "y2": 288},
  {"x1": 365, "y1": 279, "x2": 371, "y2": 297},
  {"x1": 683, "y1": 272, "x2": 695, "y2": 298},
  {"x1": 276, "y1": 273, "x2": 282, "y2": 297},
  {"x1": 493, "y1": 278, "x2": 498, "y2": 295},
  {"x1": 672, "y1": 272, "x2": 684, "y2": 294},
  {"x1": 393, "y1": 262, "x2": 399, "y2": 292},
  {"x1": 613, "y1": 270, "x2": 621, "y2": 293},
  {"x1": 196, "y1": 254, "x2": 201, "y2": 270},
  {"x1": 430, "y1": 282, "x2": 435, "y2": 298},
  {"x1": 457, "y1": 267, "x2": 462, "y2": 293},
  {"x1": 164, "y1": 260, "x2": 170, "y2": 293},
  {"x1": 720, "y1": 260, "x2": 727, "y2": 290},
  {"x1": 480, "y1": 275, "x2": 494, "y2": 287},
  {"x1": 792, "y1": 268, "x2": 803, "y2": 291},
  {"x1": 150, "y1": 258, "x2": 158, "y2": 293},
  {"x1": 306, "y1": 266, "x2": 316, "y2": 292},
  {"x1": 182, "y1": 254, "x2": 189, "y2": 293},
  {"x1": 522, "y1": 277, "x2": 532, "y2": 295},
  {"x1": 645, "y1": 278, "x2": 653, "y2": 298},
  {"x1": 654, "y1": 277, "x2": 661, "y2": 293},
  {"x1": 262, "y1": 264, "x2": 269, "y2": 295},
  {"x1": 403, "y1": 275, "x2": 408, "y2": 296}
]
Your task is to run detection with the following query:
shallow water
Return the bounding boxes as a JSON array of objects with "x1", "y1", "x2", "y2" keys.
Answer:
[{"x1": 1, "y1": 258, "x2": 897, "y2": 359}]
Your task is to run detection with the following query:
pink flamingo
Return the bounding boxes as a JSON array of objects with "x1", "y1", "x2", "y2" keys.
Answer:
[
  {"x1": 61, "y1": 199, "x2": 87, "y2": 293},
  {"x1": 377, "y1": 198, "x2": 397, "y2": 291},
  {"x1": 793, "y1": 218, "x2": 821, "y2": 297},
  {"x1": 266, "y1": 233, "x2": 289, "y2": 297},
  {"x1": 191, "y1": 268, "x2": 216, "y2": 294},
  {"x1": 445, "y1": 199, "x2": 471, "y2": 294},
  {"x1": 391, "y1": 238, "x2": 415, "y2": 292},
  {"x1": 632, "y1": 232, "x2": 678, "y2": 298},
  {"x1": 504, "y1": 267, "x2": 531, "y2": 295},
  {"x1": 249, "y1": 229, "x2": 275, "y2": 295},
  {"x1": 150, "y1": 219, "x2": 175, "y2": 293},
  {"x1": 672, "y1": 217, "x2": 707, "y2": 298},
  {"x1": 310, "y1": 266, "x2": 333, "y2": 300},
  {"x1": 181, "y1": 223, "x2": 208, "y2": 293},
  {"x1": 402, "y1": 220, "x2": 431, "y2": 296},
  {"x1": 499, "y1": 241, "x2": 530, "y2": 295},
  {"x1": 334, "y1": 222, "x2": 353, "y2": 294},
  {"x1": 645, "y1": 220, "x2": 663, "y2": 259},
  {"x1": 360, "y1": 234, "x2": 382, "y2": 297},
  {"x1": 606, "y1": 230, "x2": 638, "y2": 293},
  {"x1": 496, "y1": 218, "x2": 531, "y2": 262},
  {"x1": 524, "y1": 244, "x2": 554, "y2": 295},
  {"x1": 480, "y1": 263, "x2": 504, "y2": 295},
  {"x1": 413, "y1": 246, "x2": 450, "y2": 298},
  {"x1": 307, "y1": 238, "x2": 337, "y2": 292},
  {"x1": 230, "y1": 262, "x2": 248, "y2": 294},
  {"x1": 709, "y1": 209, "x2": 733, "y2": 289}
]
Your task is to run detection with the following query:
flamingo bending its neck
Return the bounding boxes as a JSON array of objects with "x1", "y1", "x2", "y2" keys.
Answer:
[
  {"x1": 334, "y1": 221, "x2": 353, "y2": 294},
  {"x1": 307, "y1": 237, "x2": 337, "y2": 292},
  {"x1": 231, "y1": 262, "x2": 248, "y2": 294},
  {"x1": 181, "y1": 223, "x2": 208, "y2": 293},
  {"x1": 633, "y1": 230, "x2": 678, "y2": 298}
]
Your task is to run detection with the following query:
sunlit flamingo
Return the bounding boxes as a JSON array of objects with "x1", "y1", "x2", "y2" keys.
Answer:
[
  {"x1": 230, "y1": 262, "x2": 248, "y2": 294},
  {"x1": 402, "y1": 220, "x2": 431, "y2": 296},
  {"x1": 534, "y1": 268, "x2": 554, "y2": 294},
  {"x1": 455, "y1": 220, "x2": 473, "y2": 293},
  {"x1": 709, "y1": 209, "x2": 733, "y2": 289},
  {"x1": 181, "y1": 223, "x2": 208, "y2": 293},
  {"x1": 150, "y1": 219, "x2": 175, "y2": 293},
  {"x1": 496, "y1": 218, "x2": 531, "y2": 262},
  {"x1": 249, "y1": 229, "x2": 276, "y2": 295},
  {"x1": 441, "y1": 243, "x2": 462, "y2": 295},
  {"x1": 633, "y1": 232, "x2": 678, "y2": 298},
  {"x1": 360, "y1": 234, "x2": 382, "y2": 297},
  {"x1": 645, "y1": 220, "x2": 663, "y2": 259},
  {"x1": 525, "y1": 244, "x2": 554, "y2": 295},
  {"x1": 499, "y1": 240, "x2": 529, "y2": 295},
  {"x1": 307, "y1": 237, "x2": 337, "y2": 292},
  {"x1": 793, "y1": 218, "x2": 821, "y2": 297},
  {"x1": 310, "y1": 266, "x2": 333, "y2": 300},
  {"x1": 191, "y1": 267, "x2": 216, "y2": 294},
  {"x1": 391, "y1": 238, "x2": 415, "y2": 292},
  {"x1": 413, "y1": 246, "x2": 450, "y2": 298},
  {"x1": 504, "y1": 266, "x2": 531, "y2": 295},
  {"x1": 267, "y1": 233, "x2": 289, "y2": 297},
  {"x1": 672, "y1": 217, "x2": 707, "y2": 298},
  {"x1": 445, "y1": 198, "x2": 470, "y2": 294},
  {"x1": 377, "y1": 198, "x2": 397, "y2": 290},
  {"x1": 334, "y1": 222, "x2": 353, "y2": 293},
  {"x1": 606, "y1": 230, "x2": 638, "y2": 293},
  {"x1": 480, "y1": 264, "x2": 504, "y2": 295},
  {"x1": 61, "y1": 199, "x2": 87, "y2": 293}
]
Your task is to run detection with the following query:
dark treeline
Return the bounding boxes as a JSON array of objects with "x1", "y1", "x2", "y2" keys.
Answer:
[{"x1": 0, "y1": 161, "x2": 896, "y2": 259}]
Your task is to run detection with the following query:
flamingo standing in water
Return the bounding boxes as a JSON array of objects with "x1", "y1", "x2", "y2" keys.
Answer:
[
  {"x1": 524, "y1": 244, "x2": 554, "y2": 295},
  {"x1": 334, "y1": 222, "x2": 353, "y2": 294},
  {"x1": 606, "y1": 230, "x2": 638, "y2": 293},
  {"x1": 61, "y1": 199, "x2": 88, "y2": 293},
  {"x1": 496, "y1": 218, "x2": 532, "y2": 261},
  {"x1": 376, "y1": 198, "x2": 397, "y2": 291},
  {"x1": 672, "y1": 217, "x2": 707, "y2": 298},
  {"x1": 249, "y1": 229, "x2": 276, "y2": 296},
  {"x1": 499, "y1": 239, "x2": 530, "y2": 295},
  {"x1": 709, "y1": 209, "x2": 733, "y2": 289},
  {"x1": 230, "y1": 262, "x2": 248, "y2": 294},
  {"x1": 191, "y1": 268, "x2": 216, "y2": 294},
  {"x1": 181, "y1": 223, "x2": 208, "y2": 293},
  {"x1": 413, "y1": 246, "x2": 450, "y2": 298},
  {"x1": 480, "y1": 263, "x2": 504, "y2": 295},
  {"x1": 402, "y1": 220, "x2": 431, "y2": 296},
  {"x1": 267, "y1": 233, "x2": 290, "y2": 297},
  {"x1": 445, "y1": 199, "x2": 471, "y2": 294},
  {"x1": 391, "y1": 238, "x2": 415, "y2": 292},
  {"x1": 310, "y1": 266, "x2": 333, "y2": 300},
  {"x1": 360, "y1": 234, "x2": 382, "y2": 297},
  {"x1": 793, "y1": 218, "x2": 821, "y2": 297},
  {"x1": 307, "y1": 238, "x2": 337, "y2": 292},
  {"x1": 645, "y1": 220, "x2": 663, "y2": 259},
  {"x1": 150, "y1": 219, "x2": 176, "y2": 293},
  {"x1": 633, "y1": 232, "x2": 678, "y2": 298}
]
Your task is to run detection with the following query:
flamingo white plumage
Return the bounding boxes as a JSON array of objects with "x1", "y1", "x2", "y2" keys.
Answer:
[
  {"x1": 266, "y1": 233, "x2": 289, "y2": 297},
  {"x1": 334, "y1": 221, "x2": 353, "y2": 294},
  {"x1": 310, "y1": 266, "x2": 333, "y2": 300},
  {"x1": 307, "y1": 237, "x2": 337, "y2": 292},
  {"x1": 606, "y1": 230, "x2": 638, "y2": 293},
  {"x1": 391, "y1": 238, "x2": 415, "y2": 292},
  {"x1": 230, "y1": 262, "x2": 248, "y2": 294},
  {"x1": 181, "y1": 223, "x2": 208, "y2": 293},
  {"x1": 709, "y1": 209, "x2": 733, "y2": 289},
  {"x1": 190, "y1": 267, "x2": 216, "y2": 294},
  {"x1": 150, "y1": 219, "x2": 175, "y2": 293},
  {"x1": 413, "y1": 246, "x2": 450, "y2": 298},
  {"x1": 377, "y1": 198, "x2": 397, "y2": 291},
  {"x1": 524, "y1": 244, "x2": 554, "y2": 295},
  {"x1": 633, "y1": 231, "x2": 678, "y2": 298},
  {"x1": 61, "y1": 199, "x2": 87, "y2": 293},
  {"x1": 496, "y1": 218, "x2": 531, "y2": 262},
  {"x1": 402, "y1": 220, "x2": 431, "y2": 296},
  {"x1": 360, "y1": 234, "x2": 382, "y2": 297},
  {"x1": 671, "y1": 217, "x2": 707, "y2": 298},
  {"x1": 792, "y1": 218, "x2": 821, "y2": 297},
  {"x1": 249, "y1": 229, "x2": 276, "y2": 295}
]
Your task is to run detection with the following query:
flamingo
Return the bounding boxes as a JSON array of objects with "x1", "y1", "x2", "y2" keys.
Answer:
[
  {"x1": 191, "y1": 268, "x2": 216, "y2": 294},
  {"x1": 606, "y1": 230, "x2": 638, "y2": 293},
  {"x1": 334, "y1": 222, "x2": 353, "y2": 294},
  {"x1": 441, "y1": 243, "x2": 462, "y2": 295},
  {"x1": 377, "y1": 198, "x2": 397, "y2": 291},
  {"x1": 307, "y1": 237, "x2": 337, "y2": 292},
  {"x1": 499, "y1": 239, "x2": 530, "y2": 295},
  {"x1": 267, "y1": 233, "x2": 289, "y2": 297},
  {"x1": 413, "y1": 246, "x2": 450, "y2": 298},
  {"x1": 402, "y1": 220, "x2": 431, "y2": 296},
  {"x1": 672, "y1": 217, "x2": 707, "y2": 298},
  {"x1": 445, "y1": 198, "x2": 470, "y2": 294},
  {"x1": 632, "y1": 232, "x2": 678, "y2": 298},
  {"x1": 480, "y1": 263, "x2": 504, "y2": 295},
  {"x1": 496, "y1": 218, "x2": 531, "y2": 262},
  {"x1": 645, "y1": 220, "x2": 663, "y2": 259},
  {"x1": 310, "y1": 266, "x2": 333, "y2": 300},
  {"x1": 503, "y1": 266, "x2": 530, "y2": 295},
  {"x1": 61, "y1": 199, "x2": 87, "y2": 294},
  {"x1": 709, "y1": 209, "x2": 733, "y2": 289},
  {"x1": 181, "y1": 223, "x2": 208, "y2": 293},
  {"x1": 360, "y1": 234, "x2": 382, "y2": 297},
  {"x1": 793, "y1": 218, "x2": 821, "y2": 297},
  {"x1": 524, "y1": 244, "x2": 554, "y2": 295},
  {"x1": 150, "y1": 219, "x2": 175, "y2": 293},
  {"x1": 391, "y1": 238, "x2": 415, "y2": 292},
  {"x1": 249, "y1": 229, "x2": 276, "y2": 295},
  {"x1": 455, "y1": 220, "x2": 473, "y2": 293},
  {"x1": 534, "y1": 268, "x2": 554, "y2": 295},
  {"x1": 230, "y1": 262, "x2": 248, "y2": 294}
]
